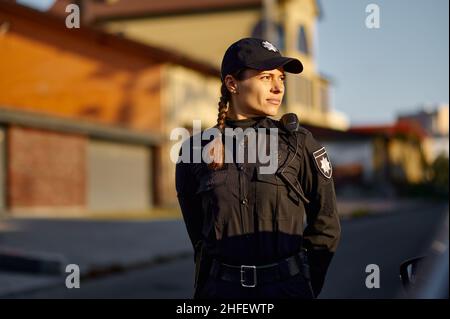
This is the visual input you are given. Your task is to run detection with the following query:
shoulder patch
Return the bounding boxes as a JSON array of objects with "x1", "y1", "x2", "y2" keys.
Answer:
[{"x1": 313, "y1": 147, "x2": 332, "y2": 179}]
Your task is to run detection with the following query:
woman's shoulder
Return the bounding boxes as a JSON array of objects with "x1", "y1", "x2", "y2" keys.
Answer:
[
  {"x1": 268, "y1": 116, "x2": 311, "y2": 139},
  {"x1": 270, "y1": 116, "x2": 323, "y2": 154}
]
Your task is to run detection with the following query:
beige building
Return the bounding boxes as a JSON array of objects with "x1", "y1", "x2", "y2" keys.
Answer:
[
  {"x1": 398, "y1": 104, "x2": 449, "y2": 163},
  {"x1": 50, "y1": 0, "x2": 349, "y2": 130}
]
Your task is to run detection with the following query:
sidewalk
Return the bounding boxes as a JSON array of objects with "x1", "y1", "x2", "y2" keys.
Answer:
[
  {"x1": 336, "y1": 197, "x2": 436, "y2": 218},
  {"x1": 0, "y1": 197, "x2": 441, "y2": 298},
  {"x1": 0, "y1": 219, "x2": 192, "y2": 297}
]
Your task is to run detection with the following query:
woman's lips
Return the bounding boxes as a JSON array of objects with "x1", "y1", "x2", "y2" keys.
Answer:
[{"x1": 266, "y1": 99, "x2": 281, "y2": 105}]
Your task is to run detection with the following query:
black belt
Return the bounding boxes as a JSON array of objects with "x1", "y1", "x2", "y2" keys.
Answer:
[{"x1": 209, "y1": 250, "x2": 310, "y2": 288}]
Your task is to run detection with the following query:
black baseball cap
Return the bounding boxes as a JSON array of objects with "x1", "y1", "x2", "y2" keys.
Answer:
[{"x1": 220, "y1": 37, "x2": 303, "y2": 81}]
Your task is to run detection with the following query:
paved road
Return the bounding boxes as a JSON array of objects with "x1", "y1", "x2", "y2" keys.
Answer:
[
  {"x1": 8, "y1": 201, "x2": 447, "y2": 299},
  {"x1": 321, "y1": 201, "x2": 447, "y2": 298}
]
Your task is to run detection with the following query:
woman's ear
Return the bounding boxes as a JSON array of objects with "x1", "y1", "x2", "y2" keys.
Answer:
[{"x1": 224, "y1": 75, "x2": 238, "y2": 94}]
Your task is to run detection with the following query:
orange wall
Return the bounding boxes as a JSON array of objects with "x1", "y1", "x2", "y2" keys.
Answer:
[{"x1": 0, "y1": 10, "x2": 163, "y2": 133}]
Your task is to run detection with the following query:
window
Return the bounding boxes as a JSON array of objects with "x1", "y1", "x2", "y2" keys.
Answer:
[
  {"x1": 293, "y1": 76, "x2": 312, "y2": 108},
  {"x1": 297, "y1": 25, "x2": 309, "y2": 55},
  {"x1": 251, "y1": 19, "x2": 285, "y2": 50},
  {"x1": 320, "y1": 84, "x2": 329, "y2": 113}
]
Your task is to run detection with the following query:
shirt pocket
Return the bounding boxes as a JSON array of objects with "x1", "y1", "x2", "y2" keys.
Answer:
[
  {"x1": 256, "y1": 170, "x2": 306, "y2": 222},
  {"x1": 255, "y1": 172, "x2": 290, "y2": 221}
]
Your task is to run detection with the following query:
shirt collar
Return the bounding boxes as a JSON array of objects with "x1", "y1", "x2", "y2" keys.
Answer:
[{"x1": 224, "y1": 116, "x2": 278, "y2": 130}]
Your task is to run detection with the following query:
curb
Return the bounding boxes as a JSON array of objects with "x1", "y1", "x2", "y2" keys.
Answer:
[
  {"x1": 0, "y1": 250, "x2": 192, "y2": 298},
  {"x1": 0, "y1": 249, "x2": 67, "y2": 276}
]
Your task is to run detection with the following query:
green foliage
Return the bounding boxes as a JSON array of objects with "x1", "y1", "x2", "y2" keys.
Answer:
[
  {"x1": 396, "y1": 153, "x2": 449, "y2": 199},
  {"x1": 429, "y1": 153, "x2": 449, "y2": 196},
  {"x1": 350, "y1": 208, "x2": 371, "y2": 218}
]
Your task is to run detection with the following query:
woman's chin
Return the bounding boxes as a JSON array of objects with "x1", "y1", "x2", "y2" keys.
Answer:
[{"x1": 262, "y1": 106, "x2": 279, "y2": 116}]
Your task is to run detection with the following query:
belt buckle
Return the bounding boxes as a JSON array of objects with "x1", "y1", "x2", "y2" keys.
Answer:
[{"x1": 240, "y1": 265, "x2": 257, "y2": 288}]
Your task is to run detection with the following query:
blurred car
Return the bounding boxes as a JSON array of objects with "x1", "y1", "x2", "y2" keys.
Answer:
[{"x1": 399, "y1": 211, "x2": 449, "y2": 299}]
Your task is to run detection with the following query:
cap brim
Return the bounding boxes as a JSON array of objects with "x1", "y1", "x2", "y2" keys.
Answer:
[{"x1": 247, "y1": 56, "x2": 303, "y2": 74}]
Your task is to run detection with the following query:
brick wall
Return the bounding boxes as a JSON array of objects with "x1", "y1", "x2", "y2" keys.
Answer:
[{"x1": 8, "y1": 126, "x2": 86, "y2": 209}]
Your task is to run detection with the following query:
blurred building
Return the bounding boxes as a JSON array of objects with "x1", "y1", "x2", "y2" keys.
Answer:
[
  {"x1": 307, "y1": 120, "x2": 429, "y2": 196},
  {"x1": 398, "y1": 104, "x2": 449, "y2": 163},
  {"x1": 0, "y1": 1, "x2": 220, "y2": 215},
  {"x1": 1, "y1": 0, "x2": 443, "y2": 217},
  {"x1": 48, "y1": 0, "x2": 349, "y2": 130},
  {"x1": 0, "y1": 0, "x2": 352, "y2": 218}
]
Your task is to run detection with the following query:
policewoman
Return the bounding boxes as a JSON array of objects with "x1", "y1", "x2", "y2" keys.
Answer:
[{"x1": 176, "y1": 38, "x2": 341, "y2": 299}]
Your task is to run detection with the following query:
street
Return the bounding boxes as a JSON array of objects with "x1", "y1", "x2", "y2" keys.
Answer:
[{"x1": 4, "y1": 200, "x2": 447, "y2": 299}]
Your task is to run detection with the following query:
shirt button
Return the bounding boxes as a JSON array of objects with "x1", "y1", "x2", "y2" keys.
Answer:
[
  {"x1": 238, "y1": 164, "x2": 244, "y2": 171},
  {"x1": 241, "y1": 198, "x2": 248, "y2": 205}
]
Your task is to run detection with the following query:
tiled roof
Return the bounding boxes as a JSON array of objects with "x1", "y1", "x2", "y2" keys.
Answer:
[
  {"x1": 349, "y1": 120, "x2": 428, "y2": 140},
  {"x1": 0, "y1": 1, "x2": 220, "y2": 77},
  {"x1": 48, "y1": 0, "x2": 322, "y2": 23},
  {"x1": 49, "y1": 0, "x2": 262, "y2": 23}
]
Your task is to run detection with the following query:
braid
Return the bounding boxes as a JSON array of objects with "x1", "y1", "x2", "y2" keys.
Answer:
[
  {"x1": 217, "y1": 84, "x2": 230, "y2": 132},
  {"x1": 208, "y1": 83, "x2": 230, "y2": 170}
]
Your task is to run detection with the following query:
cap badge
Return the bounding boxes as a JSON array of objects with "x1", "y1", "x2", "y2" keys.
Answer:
[{"x1": 262, "y1": 40, "x2": 278, "y2": 52}]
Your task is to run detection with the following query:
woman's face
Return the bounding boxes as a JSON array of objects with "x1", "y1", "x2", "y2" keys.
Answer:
[{"x1": 226, "y1": 67, "x2": 286, "y2": 119}]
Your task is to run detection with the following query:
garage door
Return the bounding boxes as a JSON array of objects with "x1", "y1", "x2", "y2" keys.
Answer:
[{"x1": 88, "y1": 139, "x2": 152, "y2": 212}]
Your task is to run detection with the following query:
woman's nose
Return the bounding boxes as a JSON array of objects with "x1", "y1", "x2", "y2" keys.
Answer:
[{"x1": 271, "y1": 80, "x2": 284, "y2": 93}]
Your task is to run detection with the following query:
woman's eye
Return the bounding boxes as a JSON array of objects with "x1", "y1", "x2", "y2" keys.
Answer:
[{"x1": 261, "y1": 75, "x2": 271, "y2": 80}]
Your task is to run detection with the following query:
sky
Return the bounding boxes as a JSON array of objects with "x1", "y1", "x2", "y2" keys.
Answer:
[
  {"x1": 16, "y1": 0, "x2": 54, "y2": 11},
  {"x1": 316, "y1": 0, "x2": 449, "y2": 125},
  {"x1": 17, "y1": 0, "x2": 450, "y2": 125}
]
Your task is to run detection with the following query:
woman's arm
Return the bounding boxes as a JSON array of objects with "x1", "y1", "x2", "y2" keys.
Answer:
[
  {"x1": 300, "y1": 130, "x2": 342, "y2": 297},
  {"x1": 175, "y1": 141, "x2": 203, "y2": 253}
]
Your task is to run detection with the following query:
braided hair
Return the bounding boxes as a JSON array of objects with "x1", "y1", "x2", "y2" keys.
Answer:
[
  {"x1": 208, "y1": 70, "x2": 245, "y2": 170},
  {"x1": 207, "y1": 83, "x2": 230, "y2": 170}
]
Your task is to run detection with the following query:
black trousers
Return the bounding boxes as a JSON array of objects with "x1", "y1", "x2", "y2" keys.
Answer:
[{"x1": 195, "y1": 272, "x2": 315, "y2": 299}]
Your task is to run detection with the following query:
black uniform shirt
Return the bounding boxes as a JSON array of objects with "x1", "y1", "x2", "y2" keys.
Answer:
[{"x1": 176, "y1": 116, "x2": 341, "y2": 293}]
